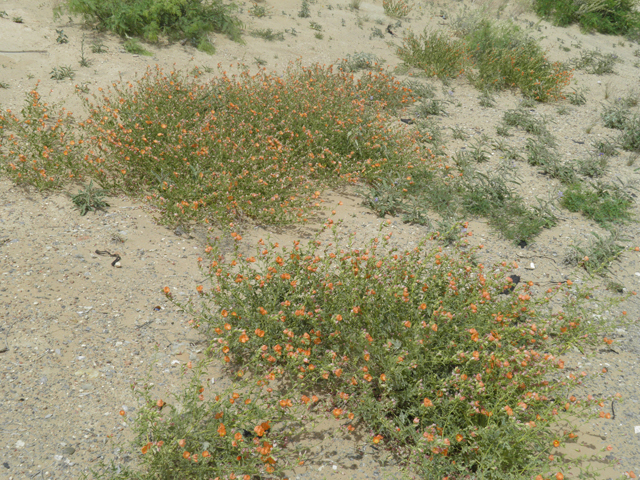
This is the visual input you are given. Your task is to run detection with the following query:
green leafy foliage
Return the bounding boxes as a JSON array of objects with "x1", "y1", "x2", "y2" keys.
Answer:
[
  {"x1": 54, "y1": 0, "x2": 242, "y2": 50},
  {"x1": 70, "y1": 180, "x2": 110, "y2": 215},
  {"x1": 533, "y1": 0, "x2": 640, "y2": 37}
]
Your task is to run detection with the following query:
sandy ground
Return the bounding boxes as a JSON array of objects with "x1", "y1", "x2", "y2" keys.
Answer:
[{"x1": 1, "y1": 0, "x2": 640, "y2": 478}]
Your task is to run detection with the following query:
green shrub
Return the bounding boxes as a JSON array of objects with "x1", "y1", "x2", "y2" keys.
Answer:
[
  {"x1": 560, "y1": 181, "x2": 634, "y2": 225},
  {"x1": 533, "y1": 0, "x2": 640, "y2": 36},
  {"x1": 464, "y1": 20, "x2": 572, "y2": 101},
  {"x1": 619, "y1": 115, "x2": 640, "y2": 152},
  {"x1": 398, "y1": 20, "x2": 572, "y2": 101},
  {"x1": 54, "y1": 0, "x2": 242, "y2": 50},
  {"x1": 397, "y1": 30, "x2": 468, "y2": 79}
]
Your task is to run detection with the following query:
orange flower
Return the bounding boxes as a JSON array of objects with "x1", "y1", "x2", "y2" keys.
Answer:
[
  {"x1": 255, "y1": 328, "x2": 265, "y2": 337},
  {"x1": 553, "y1": 440, "x2": 560, "y2": 447},
  {"x1": 423, "y1": 398, "x2": 433, "y2": 408},
  {"x1": 202, "y1": 450, "x2": 210, "y2": 458},
  {"x1": 372, "y1": 434, "x2": 383, "y2": 444},
  {"x1": 455, "y1": 434, "x2": 463, "y2": 442},
  {"x1": 556, "y1": 473, "x2": 564, "y2": 480},
  {"x1": 380, "y1": 374, "x2": 386, "y2": 382},
  {"x1": 141, "y1": 442, "x2": 151, "y2": 454},
  {"x1": 157, "y1": 399, "x2": 165, "y2": 409},
  {"x1": 335, "y1": 314, "x2": 343, "y2": 322},
  {"x1": 119, "y1": 410, "x2": 126, "y2": 416},
  {"x1": 163, "y1": 286, "x2": 171, "y2": 295},
  {"x1": 258, "y1": 307, "x2": 267, "y2": 315},
  {"x1": 239, "y1": 333, "x2": 249, "y2": 343},
  {"x1": 419, "y1": 303, "x2": 427, "y2": 310},
  {"x1": 332, "y1": 408, "x2": 342, "y2": 418},
  {"x1": 217, "y1": 423, "x2": 227, "y2": 437},
  {"x1": 183, "y1": 451, "x2": 190, "y2": 459},
  {"x1": 334, "y1": 368, "x2": 343, "y2": 377},
  {"x1": 301, "y1": 395, "x2": 310, "y2": 405}
]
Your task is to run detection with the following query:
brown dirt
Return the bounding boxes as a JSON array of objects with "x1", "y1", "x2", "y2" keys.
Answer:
[{"x1": 1, "y1": 0, "x2": 640, "y2": 478}]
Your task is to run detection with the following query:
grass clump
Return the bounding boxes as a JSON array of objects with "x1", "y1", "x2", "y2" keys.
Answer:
[
  {"x1": 123, "y1": 38, "x2": 152, "y2": 55},
  {"x1": 337, "y1": 52, "x2": 384, "y2": 72},
  {"x1": 54, "y1": 0, "x2": 241, "y2": 50},
  {"x1": 181, "y1": 225, "x2": 603, "y2": 478},
  {"x1": 572, "y1": 49, "x2": 620, "y2": 74},
  {"x1": 565, "y1": 230, "x2": 626, "y2": 275},
  {"x1": 533, "y1": 0, "x2": 640, "y2": 37},
  {"x1": 619, "y1": 115, "x2": 640, "y2": 152},
  {"x1": 250, "y1": 28, "x2": 285, "y2": 41},
  {"x1": 601, "y1": 101, "x2": 632, "y2": 129},
  {"x1": 398, "y1": 20, "x2": 572, "y2": 101},
  {"x1": 560, "y1": 181, "x2": 634, "y2": 226},
  {"x1": 383, "y1": 0, "x2": 413, "y2": 18},
  {"x1": 396, "y1": 30, "x2": 468, "y2": 80}
]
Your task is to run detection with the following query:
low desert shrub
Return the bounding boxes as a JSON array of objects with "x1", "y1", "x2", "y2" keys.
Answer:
[
  {"x1": 533, "y1": 0, "x2": 640, "y2": 37},
  {"x1": 560, "y1": 181, "x2": 634, "y2": 225},
  {"x1": 182, "y1": 225, "x2": 606, "y2": 478},
  {"x1": 54, "y1": 0, "x2": 242, "y2": 51}
]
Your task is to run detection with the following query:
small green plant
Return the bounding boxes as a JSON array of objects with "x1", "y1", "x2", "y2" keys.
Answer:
[
  {"x1": 0, "y1": 81, "x2": 8, "y2": 89},
  {"x1": 417, "y1": 98, "x2": 448, "y2": 117},
  {"x1": 0, "y1": 11, "x2": 7, "y2": 18},
  {"x1": 70, "y1": 181, "x2": 110, "y2": 215},
  {"x1": 253, "y1": 56, "x2": 267, "y2": 66},
  {"x1": 469, "y1": 137, "x2": 490, "y2": 162},
  {"x1": 56, "y1": 29, "x2": 69, "y2": 44},
  {"x1": 50, "y1": 65, "x2": 75, "y2": 80},
  {"x1": 12, "y1": 16, "x2": 23, "y2": 23},
  {"x1": 348, "y1": 0, "x2": 362, "y2": 10},
  {"x1": 572, "y1": 49, "x2": 620, "y2": 74},
  {"x1": 478, "y1": 90, "x2": 496, "y2": 108},
  {"x1": 248, "y1": 2, "x2": 271, "y2": 17},
  {"x1": 314, "y1": 32, "x2": 324, "y2": 40},
  {"x1": 298, "y1": 0, "x2": 311, "y2": 17},
  {"x1": 337, "y1": 52, "x2": 384, "y2": 72},
  {"x1": 90, "y1": 40, "x2": 108, "y2": 53},
  {"x1": 371, "y1": 26, "x2": 385, "y2": 39},
  {"x1": 593, "y1": 137, "x2": 619, "y2": 157},
  {"x1": 309, "y1": 21, "x2": 323, "y2": 31},
  {"x1": 451, "y1": 126, "x2": 467, "y2": 140},
  {"x1": 250, "y1": 28, "x2": 284, "y2": 41},
  {"x1": 567, "y1": 88, "x2": 587, "y2": 105},
  {"x1": 123, "y1": 38, "x2": 152, "y2": 56},
  {"x1": 560, "y1": 181, "x2": 634, "y2": 226},
  {"x1": 383, "y1": 0, "x2": 413, "y2": 18},
  {"x1": 619, "y1": 115, "x2": 640, "y2": 152},
  {"x1": 601, "y1": 101, "x2": 631, "y2": 129},
  {"x1": 577, "y1": 153, "x2": 609, "y2": 177},
  {"x1": 79, "y1": 35, "x2": 91, "y2": 67},
  {"x1": 564, "y1": 230, "x2": 626, "y2": 276},
  {"x1": 501, "y1": 107, "x2": 553, "y2": 140}
]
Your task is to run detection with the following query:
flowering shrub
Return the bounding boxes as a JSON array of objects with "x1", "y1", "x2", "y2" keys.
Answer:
[
  {"x1": 188, "y1": 223, "x2": 603, "y2": 477},
  {"x1": 105, "y1": 364, "x2": 301, "y2": 479},
  {"x1": 398, "y1": 20, "x2": 573, "y2": 102},
  {"x1": 0, "y1": 86, "x2": 84, "y2": 189},
  {"x1": 78, "y1": 62, "x2": 420, "y2": 225}
]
